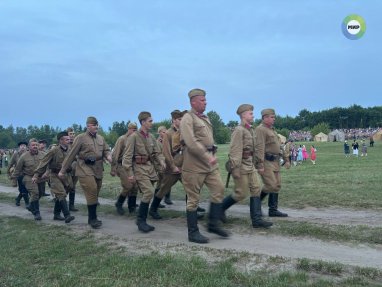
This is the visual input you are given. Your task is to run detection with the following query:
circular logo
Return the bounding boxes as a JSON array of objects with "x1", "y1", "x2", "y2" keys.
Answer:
[{"x1": 342, "y1": 15, "x2": 366, "y2": 40}]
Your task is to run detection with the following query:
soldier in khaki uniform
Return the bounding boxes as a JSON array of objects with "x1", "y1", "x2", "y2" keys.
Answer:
[
  {"x1": 122, "y1": 111, "x2": 166, "y2": 233},
  {"x1": 59, "y1": 116, "x2": 112, "y2": 228},
  {"x1": 37, "y1": 139, "x2": 50, "y2": 197},
  {"x1": 111, "y1": 122, "x2": 139, "y2": 215},
  {"x1": 67, "y1": 127, "x2": 79, "y2": 211},
  {"x1": 12, "y1": 138, "x2": 45, "y2": 220},
  {"x1": 254, "y1": 109, "x2": 290, "y2": 217},
  {"x1": 180, "y1": 88, "x2": 230, "y2": 244},
  {"x1": 32, "y1": 132, "x2": 75, "y2": 223},
  {"x1": 154, "y1": 126, "x2": 167, "y2": 208},
  {"x1": 222, "y1": 104, "x2": 273, "y2": 228},
  {"x1": 8, "y1": 141, "x2": 29, "y2": 207}
]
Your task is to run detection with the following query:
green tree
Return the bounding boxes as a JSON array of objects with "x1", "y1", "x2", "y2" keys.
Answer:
[
  {"x1": 311, "y1": 122, "x2": 330, "y2": 136},
  {"x1": 207, "y1": 110, "x2": 231, "y2": 144}
]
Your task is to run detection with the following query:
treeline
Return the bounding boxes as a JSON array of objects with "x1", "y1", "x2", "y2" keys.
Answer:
[{"x1": 1, "y1": 105, "x2": 381, "y2": 148}]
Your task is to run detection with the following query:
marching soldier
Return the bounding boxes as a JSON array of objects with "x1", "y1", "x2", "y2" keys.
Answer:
[
  {"x1": 122, "y1": 111, "x2": 166, "y2": 233},
  {"x1": 8, "y1": 141, "x2": 29, "y2": 207},
  {"x1": 59, "y1": 116, "x2": 112, "y2": 229},
  {"x1": 32, "y1": 132, "x2": 75, "y2": 223},
  {"x1": 67, "y1": 127, "x2": 79, "y2": 211},
  {"x1": 254, "y1": 108, "x2": 290, "y2": 217},
  {"x1": 12, "y1": 138, "x2": 45, "y2": 220},
  {"x1": 180, "y1": 88, "x2": 230, "y2": 244},
  {"x1": 111, "y1": 122, "x2": 139, "y2": 215},
  {"x1": 221, "y1": 104, "x2": 272, "y2": 228},
  {"x1": 154, "y1": 126, "x2": 167, "y2": 208},
  {"x1": 37, "y1": 139, "x2": 50, "y2": 197}
]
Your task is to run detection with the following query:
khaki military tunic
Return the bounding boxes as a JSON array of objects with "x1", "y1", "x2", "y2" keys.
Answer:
[
  {"x1": 61, "y1": 132, "x2": 111, "y2": 205},
  {"x1": 8, "y1": 150, "x2": 24, "y2": 187},
  {"x1": 122, "y1": 129, "x2": 165, "y2": 203},
  {"x1": 180, "y1": 109, "x2": 224, "y2": 211},
  {"x1": 13, "y1": 151, "x2": 45, "y2": 201},
  {"x1": 156, "y1": 126, "x2": 182, "y2": 198},
  {"x1": 111, "y1": 133, "x2": 137, "y2": 197},
  {"x1": 254, "y1": 123, "x2": 289, "y2": 193},
  {"x1": 34, "y1": 145, "x2": 72, "y2": 200},
  {"x1": 228, "y1": 123, "x2": 261, "y2": 200}
]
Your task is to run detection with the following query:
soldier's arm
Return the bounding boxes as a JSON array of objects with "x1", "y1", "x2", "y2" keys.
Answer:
[
  {"x1": 180, "y1": 114, "x2": 211, "y2": 163},
  {"x1": 254, "y1": 128, "x2": 266, "y2": 170},
  {"x1": 111, "y1": 137, "x2": 123, "y2": 172},
  {"x1": 229, "y1": 128, "x2": 244, "y2": 169},
  {"x1": 12, "y1": 155, "x2": 25, "y2": 178},
  {"x1": 162, "y1": 132, "x2": 176, "y2": 171},
  {"x1": 60, "y1": 136, "x2": 82, "y2": 173},
  {"x1": 122, "y1": 134, "x2": 135, "y2": 177},
  {"x1": 33, "y1": 148, "x2": 55, "y2": 178},
  {"x1": 151, "y1": 135, "x2": 166, "y2": 170},
  {"x1": 7, "y1": 154, "x2": 17, "y2": 173}
]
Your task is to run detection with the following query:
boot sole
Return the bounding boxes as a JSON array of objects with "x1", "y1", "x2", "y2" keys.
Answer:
[
  {"x1": 207, "y1": 228, "x2": 230, "y2": 238},
  {"x1": 188, "y1": 238, "x2": 209, "y2": 244},
  {"x1": 65, "y1": 216, "x2": 75, "y2": 223}
]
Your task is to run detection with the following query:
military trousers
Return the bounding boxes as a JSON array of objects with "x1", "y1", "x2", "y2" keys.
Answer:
[
  {"x1": 182, "y1": 169, "x2": 224, "y2": 211},
  {"x1": 116, "y1": 165, "x2": 138, "y2": 197},
  {"x1": 156, "y1": 173, "x2": 181, "y2": 199},
  {"x1": 78, "y1": 176, "x2": 102, "y2": 205},
  {"x1": 23, "y1": 175, "x2": 39, "y2": 201},
  {"x1": 136, "y1": 176, "x2": 155, "y2": 204},
  {"x1": 50, "y1": 174, "x2": 72, "y2": 201},
  {"x1": 232, "y1": 170, "x2": 261, "y2": 202},
  {"x1": 260, "y1": 161, "x2": 281, "y2": 193}
]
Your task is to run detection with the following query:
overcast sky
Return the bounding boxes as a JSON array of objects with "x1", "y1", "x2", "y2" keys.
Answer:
[{"x1": 1, "y1": 0, "x2": 380, "y2": 129}]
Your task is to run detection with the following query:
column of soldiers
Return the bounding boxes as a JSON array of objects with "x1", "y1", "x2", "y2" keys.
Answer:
[{"x1": 6, "y1": 88, "x2": 290, "y2": 245}]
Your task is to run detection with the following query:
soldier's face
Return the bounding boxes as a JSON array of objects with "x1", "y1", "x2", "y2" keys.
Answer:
[
  {"x1": 60, "y1": 136, "x2": 70, "y2": 147},
  {"x1": 142, "y1": 117, "x2": 153, "y2": 130},
  {"x1": 29, "y1": 142, "x2": 39, "y2": 153},
  {"x1": 39, "y1": 143, "x2": 46, "y2": 150},
  {"x1": 173, "y1": 117, "x2": 182, "y2": 128},
  {"x1": 128, "y1": 127, "x2": 137, "y2": 135},
  {"x1": 68, "y1": 131, "x2": 75, "y2": 141},
  {"x1": 87, "y1": 123, "x2": 99, "y2": 134},
  {"x1": 19, "y1": 144, "x2": 27, "y2": 151},
  {"x1": 242, "y1": 110, "x2": 254, "y2": 124},
  {"x1": 191, "y1": 96, "x2": 207, "y2": 113},
  {"x1": 263, "y1": 114, "x2": 276, "y2": 126},
  {"x1": 159, "y1": 130, "x2": 167, "y2": 138}
]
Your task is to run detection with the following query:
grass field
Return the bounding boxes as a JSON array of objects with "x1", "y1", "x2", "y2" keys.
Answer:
[{"x1": 0, "y1": 141, "x2": 381, "y2": 286}]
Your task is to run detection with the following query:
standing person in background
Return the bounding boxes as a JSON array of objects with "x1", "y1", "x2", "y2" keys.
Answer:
[
  {"x1": 8, "y1": 141, "x2": 29, "y2": 207},
  {"x1": 221, "y1": 104, "x2": 272, "y2": 229},
  {"x1": 297, "y1": 145, "x2": 303, "y2": 164},
  {"x1": 352, "y1": 140, "x2": 359, "y2": 157},
  {"x1": 369, "y1": 135, "x2": 374, "y2": 147},
  {"x1": 180, "y1": 88, "x2": 230, "y2": 244},
  {"x1": 361, "y1": 140, "x2": 368, "y2": 157},
  {"x1": 254, "y1": 108, "x2": 291, "y2": 217},
  {"x1": 59, "y1": 116, "x2": 112, "y2": 229},
  {"x1": 302, "y1": 145, "x2": 309, "y2": 161},
  {"x1": 344, "y1": 141, "x2": 350, "y2": 157},
  {"x1": 310, "y1": 145, "x2": 317, "y2": 165}
]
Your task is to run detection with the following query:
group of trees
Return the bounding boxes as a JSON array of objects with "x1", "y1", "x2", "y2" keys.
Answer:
[{"x1": 1, "y1": 105, "x2": 381, "y2": 148}]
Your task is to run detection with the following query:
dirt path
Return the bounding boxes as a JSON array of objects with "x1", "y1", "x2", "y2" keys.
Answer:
[{"x1": 2, "y1": 184, "x2": 382, "y2": 269}]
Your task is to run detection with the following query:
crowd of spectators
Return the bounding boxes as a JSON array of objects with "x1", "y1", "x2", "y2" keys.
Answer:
[
  {"x1": 288, "y1": 131, "x2": 312, "y2": 141},
  {"x1": 339, "y1": 128, "x2": 380, "y2": 140}
]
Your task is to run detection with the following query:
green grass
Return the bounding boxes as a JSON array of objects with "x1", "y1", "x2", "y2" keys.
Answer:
[{"x1": 1, "y1": 216, "x2": 381, "y2": 287}]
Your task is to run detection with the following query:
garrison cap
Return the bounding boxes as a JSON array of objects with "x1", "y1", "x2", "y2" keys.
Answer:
[
  {"x1": 128, "y1": 122, "x2": 137, "y2": 129},
  {"x1": 171, "y1": 109, "x2": 183, "y2": 119},
  {"x1": 188, "y1": 88, "x2": 206, "y2": 99},
  {"x1": 261, "y1": 108, "x2": 276, "y2": 117},
  {"x1": 157, "y1": 126, "x2": 167, "y2": 133},
  {"x1": 236, "y1": 104, "x2": 254, "y2": 115},
  {"x1": 57, "y1": 131, "x2": 68, "y2": 140},
  {"x1": 18, "y1": 141, "x2": 28, "y2": 147},
  {"x1": 86, "y1": 116, "x2": 98, "y2": 125},
  {"x1": 38, "y1": 139, "x2": 47, "y2": 144},
  {"x1": 138, "y1": 111, "x2": 152, "y2": 122}
]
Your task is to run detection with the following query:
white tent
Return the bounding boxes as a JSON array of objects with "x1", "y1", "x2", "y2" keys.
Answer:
[
  {"x1": 328, "y1": 130, "x2": 345, "y2": 142},
  {"x1": 314, "y1": 132, "x2": 328, "y2": 142}
]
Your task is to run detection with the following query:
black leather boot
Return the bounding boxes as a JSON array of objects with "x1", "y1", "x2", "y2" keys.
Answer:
[
  {"x1": 115, "y1": 195, "x2": 126, "y2": 215},
  {"x1": 53, "y1": 200, "x2": 65, "y2": 221},
  {"x1": 221, "y1": 195, "x2": 236, "y2": 223},
  {"x1": 34, "y1": 201, "x2": 42, "y2": 221},
  {"x1": 268, "y1": 193, "x2": 288, "y2": 217},
  {"x1": 60, "y1": 199, "x2": 75, "y2": 223},
  {"x1": 22, "y1": 193, "x2": 30, "y2": 209},
  {"x1": 69, "y1": 192, "x2": 78, "y2": 212},
  {"x1": 164, "y1": 192, "x2": 173, "y2": 205},
  {"x1": 149, "y1": 196, "x2": 163, "y2": 220},
  {"x1": 250, "y1": 197, "x2": 273, "y2": 228},
  {"x1": 15, "y1": 193, "x2": 22, "y2": 206},
  {"x1": 136, "y1": 202, "x2": 155, "y2": 233},
  {"x1": 87, "y1": 204, "x2": 102, "y2": 228},
  {"x1": 187, "y1": 210, "x2": 209, "y2": 244},
  {"x1": 207, "y1": 203, "x2": 230, "y2": 237},
  {"x1": 154, "y1": 188, "x2": 165, "y2": 208},
  {"x1": 128, "y1": 196, "x2": 137, "y2": 214},
  {"x1": 260, "y1": 191, "x2": 268, "y2": 201}
]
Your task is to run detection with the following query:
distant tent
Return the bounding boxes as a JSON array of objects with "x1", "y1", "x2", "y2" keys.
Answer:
[
  {"x1": 373, "y1": 129, "x2": 382, "y2": 141},
  {"x1": 278, "y1": 134, "x2": 287, "y2": 144},
  {"x1": 314, "y1": 132, "x2": 328, "y2": 142},
  {"x1": 328, "y1": 130, "x2": 345, "y2": 142}
]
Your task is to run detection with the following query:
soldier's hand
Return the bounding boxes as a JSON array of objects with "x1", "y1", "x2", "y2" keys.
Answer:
[
  {"x1": 232, "y1": 168, "x2": 241, "y2": 179},
  {"x1": 172, "y1": 166, "x2": 180, "y2": 174},
  {"x1": 31, "y1": 176, "x2": 38, "y2": 184},
  {"x1": 128, "y1": 176, "x2": 136, "y2": 183},
  {"x1": 58, "y1": 171, "x2": 65, "y2": 179},
  {"x1": 110, "y1": 170, "x2": 116, "y2": 177},
  {"x1": 284, "y1": 162, "x2": 291, "y2": 169},
  {"x1": 257, "y1": 168, "x2": 265, "y2": 175},
  {"x1": 209, "y1": 156, "x2": 217, "y2": 166},
  {"x1": 161, "y1": 162, "x2": 166, "y2": 171},
  {"x1": 41, "y1": 172, "x2": 49, "y2": 180}
]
